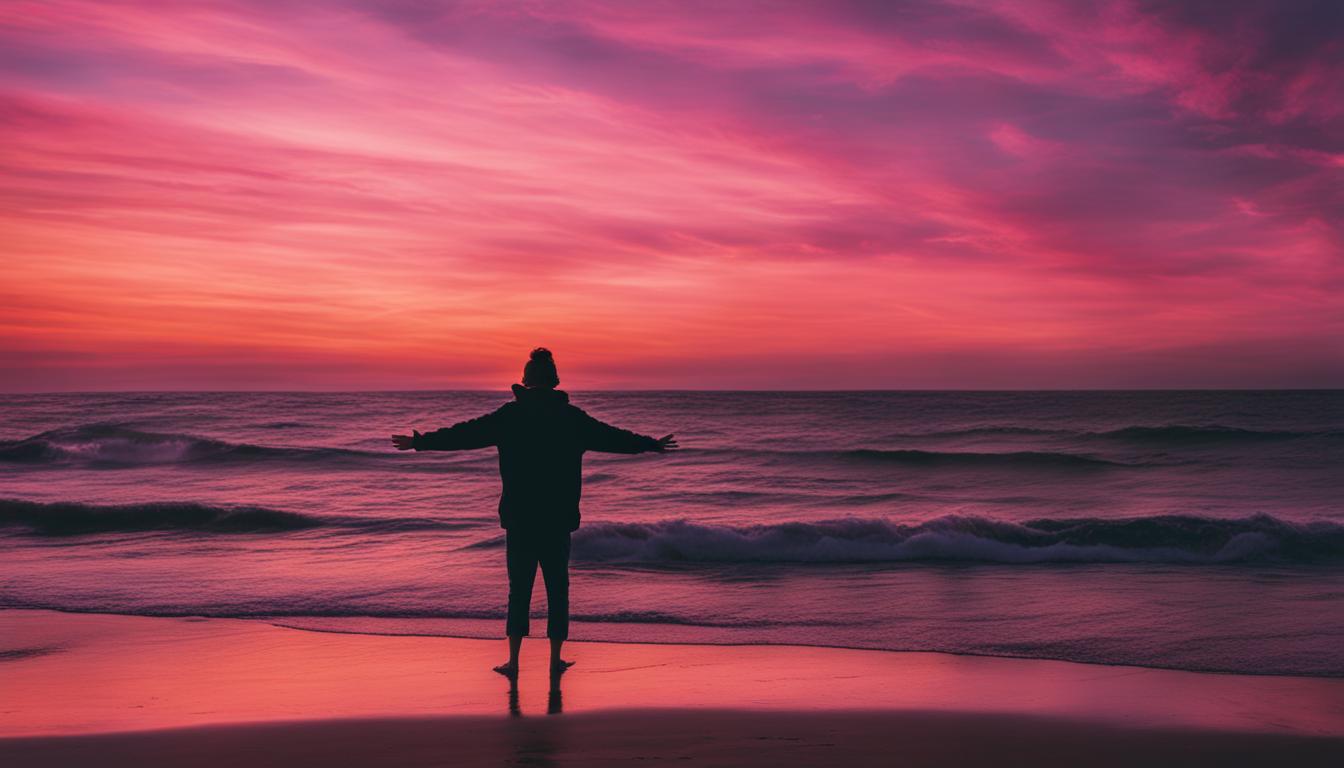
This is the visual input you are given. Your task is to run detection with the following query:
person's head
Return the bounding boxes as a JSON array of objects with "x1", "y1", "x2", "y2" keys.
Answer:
[{"x1": 522, "y1": 347, "x2": 560, "y2": 389}]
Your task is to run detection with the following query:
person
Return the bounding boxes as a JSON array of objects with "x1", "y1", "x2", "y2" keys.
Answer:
[{"x1": 391, "y1": 348, "x2": 677, "y2": 678}]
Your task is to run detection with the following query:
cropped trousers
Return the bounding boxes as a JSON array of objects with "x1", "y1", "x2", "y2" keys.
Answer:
[{"x1": 504, "y1": 529, "x2": 571, "y2": 640}]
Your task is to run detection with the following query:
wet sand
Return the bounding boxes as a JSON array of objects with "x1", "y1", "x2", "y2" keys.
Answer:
[{"x1": 2, "y1": 609, "x2": 1342, "y2": 766}]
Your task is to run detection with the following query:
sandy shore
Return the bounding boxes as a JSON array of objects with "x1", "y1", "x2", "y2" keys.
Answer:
[{"x1": 3, "y1": 609, "x2": 1343, "y2": 766}]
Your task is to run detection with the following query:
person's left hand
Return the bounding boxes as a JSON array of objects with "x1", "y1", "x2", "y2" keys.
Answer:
[{"x1": 391, "y1": 430, "x2": 420, "y2": 451}]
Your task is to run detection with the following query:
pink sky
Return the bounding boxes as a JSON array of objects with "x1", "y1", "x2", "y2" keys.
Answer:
[{"x1": 1, "y1": 0, "x2": 1341, "y2": 390}]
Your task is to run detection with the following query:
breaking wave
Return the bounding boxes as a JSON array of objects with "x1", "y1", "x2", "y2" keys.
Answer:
[
  {"x1": 8, "y1": 496, "x2": 1341, "y2": 565},
  {"x1": 564, "y1": 515, "x2": 1344, "y2": 565}
]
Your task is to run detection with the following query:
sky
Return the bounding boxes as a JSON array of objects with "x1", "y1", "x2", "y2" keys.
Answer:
[{"x1": 1, "y1": 0, "x2": 1341, "y2": 390}]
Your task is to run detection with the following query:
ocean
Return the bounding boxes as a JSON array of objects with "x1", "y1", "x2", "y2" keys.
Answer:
[{"x1": 2, "y1": 390, "x2": 1342, "y2": 676}]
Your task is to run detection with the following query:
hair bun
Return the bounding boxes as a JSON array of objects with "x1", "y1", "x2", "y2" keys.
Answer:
[{"x1": 530, "y1": 347, "x2": 554, "y2": 362}]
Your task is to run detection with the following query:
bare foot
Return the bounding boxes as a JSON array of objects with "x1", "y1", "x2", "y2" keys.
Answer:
[
  {"x1": 493, "y1": 662, "x2": 518, "y2": 678},
  {"x1": 550, "y1": 659, "x2": 575, "y2": 675}
]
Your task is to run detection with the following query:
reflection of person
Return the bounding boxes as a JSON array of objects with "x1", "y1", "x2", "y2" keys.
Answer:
[
  {"x1": 505, "y1": 667, "x2": 564, "y2": 716},
  {"x1": 392, "y1": 348, "x2": 677, "y2": 677},
  {"x1": 548, "y1": 671, "x2": 563, "y2": 715}
]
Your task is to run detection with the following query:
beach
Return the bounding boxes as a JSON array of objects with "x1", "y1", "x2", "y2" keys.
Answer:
[
  {"x1": 3, "y1": 609, "x2": 1342, "y2": 766},
  {"x1": 4, "y1": 391, "x2": 1343, "y2": 765},
  {"x1": 5, "y1": 0, "x2": 1341, "y2": 761}
]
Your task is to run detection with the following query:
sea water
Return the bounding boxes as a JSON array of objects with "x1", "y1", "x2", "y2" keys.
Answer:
[{"x1": 2, "y1": 391, "x2": 1342, "y2": 675}]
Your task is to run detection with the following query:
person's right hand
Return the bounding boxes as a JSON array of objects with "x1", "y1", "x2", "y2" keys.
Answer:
[
  {"x1": 653, "y1": 434, "x2": 679, "y2": 452},
  {"x1": 391, "y1": 430, "x2": 420, "y2": 451}
]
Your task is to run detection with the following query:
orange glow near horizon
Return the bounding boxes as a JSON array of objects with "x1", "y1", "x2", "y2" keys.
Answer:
[{"x1": 1, "y1": 1, "x2": 1341, "y2": 390}]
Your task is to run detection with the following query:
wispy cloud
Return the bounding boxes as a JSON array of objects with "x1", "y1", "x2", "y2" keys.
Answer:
[{"x1": 1, "y1": 0, "x2": 1340, "y2": 389}]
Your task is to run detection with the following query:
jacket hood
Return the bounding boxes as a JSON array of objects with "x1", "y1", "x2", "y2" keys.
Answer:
[{"x1": 511, "y1": 383, "x2": 570, "y2": 405}]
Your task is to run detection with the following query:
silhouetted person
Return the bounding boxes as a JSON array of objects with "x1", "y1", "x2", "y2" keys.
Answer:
[{"x1": 392, "y1": 348, "x2": 676, "y2": 678}]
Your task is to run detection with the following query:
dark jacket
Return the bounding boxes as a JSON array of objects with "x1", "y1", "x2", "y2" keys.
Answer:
[{"x1": 413, "y1": 385, "x2": 660, "y2": 531}]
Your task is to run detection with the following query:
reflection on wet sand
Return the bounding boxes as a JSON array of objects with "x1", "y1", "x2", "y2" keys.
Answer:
[
  {"x1": 501, "y1": 671, "x2": 566, "y2": 766},
  {"x1": 505, "y1": 670, "x2": 564, "y2": 717}
]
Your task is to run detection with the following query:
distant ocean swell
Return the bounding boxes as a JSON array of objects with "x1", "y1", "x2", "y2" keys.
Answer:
[
  {"x1": 7, "y1": 498, "x2": 1341, "y2": 565},
  {"x1": 0, "y1": 424, "x2": 381, "y2": 466},
  {"x1": 0, "y1": 499, "x2": 482, "y2": 536},
  {"x1": 0, "y1": 424, "x2": 1214, "y2": 471},
  {"x1": 9, "y1": 421, "x2": 1336, "y2": 473},
  {"x1": 0, "y1": 424, "x2": 497, "y2": 470},
  {"x1": 680, "y1": 447, "x2": 1161, "y2": 469},
  {"x1": 884, "y1": 425, "x2": 1344, "y2": 442},
  {"x1": 834, "y1": 449, "x2": 1137, "y2": 468}
]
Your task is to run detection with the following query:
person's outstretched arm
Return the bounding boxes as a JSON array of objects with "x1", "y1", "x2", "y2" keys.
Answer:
[
  {"x1": 580, "y1": 412, "x2": 677, "y2": 454},
  {"x1": 391, "y1": 409, "x2": 504, "y2": 451}
]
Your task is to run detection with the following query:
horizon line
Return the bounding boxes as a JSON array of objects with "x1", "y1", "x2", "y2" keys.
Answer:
[{"x1": 3, "y1": 387, "x2": 1342, "y2": 395}]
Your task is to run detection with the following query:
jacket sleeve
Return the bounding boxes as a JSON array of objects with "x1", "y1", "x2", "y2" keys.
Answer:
[
  {"x1": 580, "y1": 411, "x2": 660, "y2": 454},
  {"x1": 413, "y1": 408, "x2": 505, "y2": 451}
]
